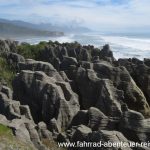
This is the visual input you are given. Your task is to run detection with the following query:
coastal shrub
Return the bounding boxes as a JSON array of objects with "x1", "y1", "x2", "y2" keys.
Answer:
[
  {"x1": 16, "y1": 41, "x2": 47, "y2": 59},
  {"x1": 16, "y1": 41, "x2": 82, "y2": 60},
  {"x1": 0, "y1": 57, "x2": 15, "y2": 87}
]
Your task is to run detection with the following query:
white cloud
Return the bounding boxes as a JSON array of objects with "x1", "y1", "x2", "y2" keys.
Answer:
[{"x1": 0, "y1": 0, "x2": 150, "y2": 31}]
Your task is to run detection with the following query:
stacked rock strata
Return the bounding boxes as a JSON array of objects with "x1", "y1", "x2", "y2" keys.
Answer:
[{"x1": 0, "y1": 40, "x2": 150, "y2": 150}]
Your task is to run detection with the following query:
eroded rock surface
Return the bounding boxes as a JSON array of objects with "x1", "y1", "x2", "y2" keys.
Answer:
[
  {"x1": 13, "y1": 70, "x2": 80, "y2": 132},
  {"x1": 1, "y1": 40, "x2": 150, "y2": 150},
  {"x1": 0, "y1": 85, "x2": 48, "y2": 150}
]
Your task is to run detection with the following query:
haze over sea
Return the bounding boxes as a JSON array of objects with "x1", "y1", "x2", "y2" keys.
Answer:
[{"x1": 17, "y1": 32, "x2": 150, "y2": 60}]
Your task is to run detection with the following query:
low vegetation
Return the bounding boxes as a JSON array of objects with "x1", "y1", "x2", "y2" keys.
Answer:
[
  {"x1": 0, "y1": 57, "x2": 15, "y2": 87},
  {"x1": 0, "y1": 124, "x2": 34, "y2": 150},
  {"x1": 16, "y1": 41, "x2": 48, "y2": 60},
  {"x1": 0, "y1": 124, "x2": 13, "y2": 139},
  {"x1": 42, "y1": 139, "x2": 66, "y2": 150},
  {"x1": 16, "y1": 40, "x2": 81, "y2": 60}
]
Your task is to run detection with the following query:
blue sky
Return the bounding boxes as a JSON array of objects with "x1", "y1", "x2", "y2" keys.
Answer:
[{"x1": 0, "y1": 0, "x2": 150, "y2": 32}]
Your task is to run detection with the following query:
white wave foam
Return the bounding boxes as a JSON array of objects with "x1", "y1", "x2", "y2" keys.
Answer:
[
  {"x1": 17, "y1": 34, "x2": 75, "y2": 45},
  {"x1": 52, "y1": 34, "x2": 74, "y2": 43},
  {"x1": 101, "y1": 35, "x2": 150, "y2": 51}
]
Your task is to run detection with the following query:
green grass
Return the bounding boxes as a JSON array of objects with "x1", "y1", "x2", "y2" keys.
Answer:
[
  {"x1": 0, "y1": 124, "x2": 13, "y2": 138},
  {"x1": 0, "y1": 57, "x2": 15, "y2": 88},
  {"x1": 0, "y1": 124, "x2": 34, "y2": 150},
  {"x1": 0, "y1": 124, "x2": 64, "y2": 150}
]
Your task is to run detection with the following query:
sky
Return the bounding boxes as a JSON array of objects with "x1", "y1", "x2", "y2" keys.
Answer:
[{"x1": 0, "y1": 0, "x2": 150, "y2": 32}]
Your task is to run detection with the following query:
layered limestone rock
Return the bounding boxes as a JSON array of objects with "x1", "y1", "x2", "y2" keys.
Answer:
[
  {"x1": 87, "y1": 107, "x2": 109, "y2": 130},
  {"x1": 0, "y1": 39, "x2": 18, "y2": 53},
  {"x1": 70, "y1": 107, "x2": 109, "y2": 131},
  {"x1": 93, "y1": 61, "x2": 150, "y2": 116},
  {"x1": 1, "y1": 40, "x2": 150, "y2": 149},
  {"x1": 13, "y1": 70, "x2": 80, "y2": 132},
  {"x1": 19, "y1": 59, "x2": 64, "y2": 81},
  {"x1": 119, "y1": 104, "x2": 150, "y2": 143},
  {"x1": 118, "y1": 58, "x2": 150, "y2": 106},
  {"x1": 6, "y1": 52, "x2": 25, "y2": 70},
  {"x1": 69, "y1": 125, "x2": 132, "y2": 150},
  {"x1": 75, "y1": 67, "x2": 124, "y2": 117},
  {"x1": 0, "y1": 85, "x2": 48, "y2": 150},
  {"x1": 60, "y1": 56, "x2": 78, "y2": 70}
]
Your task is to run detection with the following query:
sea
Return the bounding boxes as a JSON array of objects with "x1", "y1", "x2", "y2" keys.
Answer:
[{"x1": 16, "y1": 32, "x2": 150, "y2": 60}]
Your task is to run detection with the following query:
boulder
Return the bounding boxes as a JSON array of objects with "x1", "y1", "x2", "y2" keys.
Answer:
[
  {"x1": 69, "y1": 110, "x2": 89, "y2": 127},
  {"x1": 71, "y1": 125, "x2": 92, "y2": 142},
  {"x1": 87, "y1": 107, "x2": 109, "y2": 130},
  {"x1": 119, "y1": 104, "x2": 150, "y2": 143},
  {"x1": 80, "y1": 61, "x2": 93, "y2": 69},
  {"x1": 70, "y1": 107, "x2": 117, "y2": 131},
  {"x1": 60, "y1": 56, "x2": 78, "y2": 70},
  {"x1": 38, "y1": 122, "x2": 52, "y2": 139}
]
